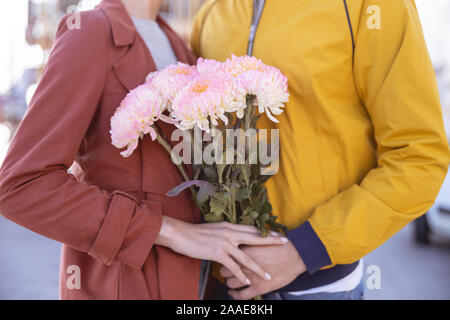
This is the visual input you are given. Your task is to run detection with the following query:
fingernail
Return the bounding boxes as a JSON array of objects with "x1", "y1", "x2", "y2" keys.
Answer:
[
  {"x1": 270, "y1": 231, "x2": 279, "y2": 236},
  {"x1": 281, "y1": 237, "x2": 289, "y2": 243},
  {"x1": 245, "y1": 278, "x2": 251, "y2": 285},
  {"x1": 264, "y1": 272, "x2": 272, "y2": 280}
]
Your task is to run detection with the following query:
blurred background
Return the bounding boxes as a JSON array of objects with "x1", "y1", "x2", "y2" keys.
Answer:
[{"x1": 0, "y1": 0, "x2": 449, "y2": 300}]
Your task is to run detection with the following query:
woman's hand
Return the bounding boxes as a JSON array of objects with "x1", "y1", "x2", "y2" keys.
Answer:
[{"x1": 155, "y1": 216, "x2": 288, "y2": 285}]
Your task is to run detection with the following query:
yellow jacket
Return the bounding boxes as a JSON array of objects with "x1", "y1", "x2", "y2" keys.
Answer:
[{"x1": 191, "y1": 0, "x2": 449, "y2": 277}]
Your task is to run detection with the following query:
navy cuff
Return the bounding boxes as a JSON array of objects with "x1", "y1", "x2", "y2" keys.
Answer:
[{"x1": 286, "y1": 221, "x2": 332, "y2": 274}]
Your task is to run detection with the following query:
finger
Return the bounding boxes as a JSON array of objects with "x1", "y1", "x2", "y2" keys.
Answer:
[
  {"x1": 220, "y1": 256, "x2": 251, "y2": 286},
  {"x1": 207, "y1": 222, "x2": 259, "y2": 235},
  {"x1": 219, "y1": 266, "x2": 233, "y2": 278},
  {"x1": 228, "y1": 246, "x2": 271, "y2": 281},
  {"x1": 229, "y1": 286, "x2": 259, "y2": 300},
  {"x1": 224, "y1": 223, "x2": 261, "y2": 234},
  {"x1": 235, "y1": 232, "x2": 289, "y2": 246},
  {"x1": 269, "y1": 231, "x2": 284, "y2": 237},
  {"x1": 226, "y1": 276, "x2": 246, "y2": 289}
]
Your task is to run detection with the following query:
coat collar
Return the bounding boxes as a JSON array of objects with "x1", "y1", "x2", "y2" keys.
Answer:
[
  {"x1": 98, "y1": 0, "x2": 136, "y2": 46},
  {"x1": 97, "y1": 0, "x2": 196, "y2": 65}
]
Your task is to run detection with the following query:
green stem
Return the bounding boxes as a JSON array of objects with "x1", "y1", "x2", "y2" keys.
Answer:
[
  {"x1": 225, "y1": 164, "x2": 232, "y2": 181},
  {"x1": 232, "y1": 197, "x2": 237, "y2": 224},
  {"x1": 193, "y1": 165, "x2": 201, "y2": 180},
  {"x1": 244, "y1": 96, "x2": 255, "y2": 163},
  {"x1": 244, "y1": 95, "x2": 256, "y2": 130},
  {"x1": 235, "y1": 117, "x2": 242, "y2": 130},
  {"x1": 154, "y1": 129, "x2": 190, "y2": 182},
  {"x1": 189, "y1": 129, "x2": 196, "y2": 165},
  {"x1": 222, "y1": 210, "x2": 234, "y2": 224},
  {"x1": 244, "y1": 103, "x2": 253, "y2": 132},
  {"x1": 227, "y1": 196, "x2": 236, "y2": 224}
]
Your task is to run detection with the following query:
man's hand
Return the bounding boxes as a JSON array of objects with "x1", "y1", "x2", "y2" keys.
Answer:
[{"x1": 220, "y1": 240, "x2": 307, "y2": 300}]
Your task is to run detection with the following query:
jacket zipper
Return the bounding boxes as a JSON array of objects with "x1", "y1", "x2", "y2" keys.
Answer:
[{"x1": 247, "y1": 0, "x2": 266, "y2": 56}]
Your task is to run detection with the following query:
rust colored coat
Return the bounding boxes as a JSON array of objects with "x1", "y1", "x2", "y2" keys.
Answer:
[{"x1": 0, "y1": 0, "x2": 201, "y2": 299}]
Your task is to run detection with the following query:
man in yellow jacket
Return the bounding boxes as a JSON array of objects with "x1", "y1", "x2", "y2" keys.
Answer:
[{"x1": 191, "y1": 0, "x2": 450, "y2": 300}]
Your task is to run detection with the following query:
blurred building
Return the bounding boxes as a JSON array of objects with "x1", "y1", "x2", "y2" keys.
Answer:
[
  {"x1": 26, "y1": 0, "x2": 81, "y2": 51},
  {"x1": 160, "y1": 0, "x2": 207, "y2": 41},
  {"x1": 0, "y1": 0, "x2": 206, "y2": 134},
  {"x1": 416, "y1": 0, "x2": 450, "y2": 139},
  {"x1": 0, "y1": 1, "x2": 81, "y2": 130}
]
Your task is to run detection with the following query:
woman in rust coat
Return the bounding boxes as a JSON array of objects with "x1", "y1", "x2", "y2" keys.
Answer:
[{"x1": 0, "y1": 0, "x2": 286, "y2": 299}]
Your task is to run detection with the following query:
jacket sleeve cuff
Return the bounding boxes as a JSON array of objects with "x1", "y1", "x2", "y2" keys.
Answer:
[
  {"x1": 115, "y1": 198, "x2": 162, "y2": 269},
  {"x1": 88, "y1": 191, "x2": 162, "y2": 269},
  {"x1": 286, "y1": 221, "x2": 332, "y2": 274}
]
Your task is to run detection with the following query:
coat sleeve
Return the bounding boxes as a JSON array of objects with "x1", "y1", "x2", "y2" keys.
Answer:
[
  {"x1": 287, "y1": 0, "x2": 450, "y2": 270},
  {"x1": 0, "y1": 11, "x2": 162, "y2": 270}
]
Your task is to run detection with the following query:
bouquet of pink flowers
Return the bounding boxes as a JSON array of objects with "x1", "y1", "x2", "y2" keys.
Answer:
[{"x1": 110, "y1": 55, "x2": 289, "y2": 236}]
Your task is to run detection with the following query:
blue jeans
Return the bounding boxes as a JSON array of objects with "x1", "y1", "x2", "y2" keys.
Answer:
[
  {"x1": 263, "y1": 279, "x2": 365, "y2": 300},
  {"x1": 207, "y1": 275, "x2": 365, "y2": 300}
]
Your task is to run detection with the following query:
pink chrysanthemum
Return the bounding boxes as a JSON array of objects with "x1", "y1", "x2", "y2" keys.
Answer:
[
  {"x1": 223, "y1": 55, "x2": 289, "y2": 122},
  {"x1": 110, "y1": 84, "x2": 164, "y2": 157},
  {"x1": 197, "y1": 58, "x2": 226, "y2": 74},
  {"x1": 145, "y1": 62, "x2": 199, "y2": 110},
  {"x1": 171, "y1": 73, "x2": 240, "y2": 132}
]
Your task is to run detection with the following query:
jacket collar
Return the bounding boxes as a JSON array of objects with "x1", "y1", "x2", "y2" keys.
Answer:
[
  {"x1": 98, "y1": 0, "x2": 136, "y2": 46},
  {"x1": 97, "y1": 0, "x2": 196, "y2": 64}
]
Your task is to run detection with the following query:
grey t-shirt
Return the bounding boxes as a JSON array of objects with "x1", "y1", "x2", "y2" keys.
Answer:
[{"x1": 132, "y1": 17, "x2": 178, "y2": 70}]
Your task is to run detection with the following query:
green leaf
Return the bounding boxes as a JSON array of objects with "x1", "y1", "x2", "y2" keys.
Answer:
[
  {"x1": 269, "y1": 221, "x2": 288, "y2": 233},
  {"x1": 230, "y1": 183, "x2": 250, "y2": 202},
  {"x1": 238, "y1": 164, "x2": 251, "y2": 186},
  {"x1": 196, "y1": 182, "x2": 217, "y2": 205},
  {"x1": 204, "y1": 212, "x2": 224, "y2": 222},
  {"x1": 251, "y1": 180, "x2": 263, "y2": 196},
  {"x1": 214, "y1": 191, "x2": 231, "y2": 203},
  {"x1": 261, "y1": 201, "x2": 272, "y2": 215},
  {"x1": 237, "y1": 189, "x2": 251, "y2": 202},
  {"x1": 239, "y1": 215, "x2": 255, "y2": 226},
  {"x1": 249, "y1": 210, "x2": 259, "y2": 219},
  {"x1": 216, "y1": 148, "x2": 234, "y2": 184},
  {"x1": 209, "y1": 196, "x2": 227, "y2": 216}
]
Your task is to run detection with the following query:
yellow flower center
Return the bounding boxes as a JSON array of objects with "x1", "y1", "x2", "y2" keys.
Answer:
[
  {"x1": 172, "y1": 68, "x2": 190, "y2": 75},
  {"x1": 229, "y1": 62, "x2": 264, "y2": 77},
  {"x1": 192, "y1": 81, "x2": 209, "y2": 93}
]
